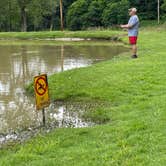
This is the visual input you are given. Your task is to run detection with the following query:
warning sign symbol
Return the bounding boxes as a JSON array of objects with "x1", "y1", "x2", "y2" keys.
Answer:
[
  {"x1": 35, "y1": 77, "x2": 48, "y2": 96},
  {"x1": 34, "y1": 74, "x2": 50, "y2": 110}
]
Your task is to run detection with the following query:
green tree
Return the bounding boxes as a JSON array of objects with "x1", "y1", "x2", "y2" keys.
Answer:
[
  {"x1": 161, "y1": 0, "x2": 166, "y2": 20},
  {"x1": 0, "y1": 0, "x2": 20, "y2": 31},
  {"x1": 0, "y1": 0, "x2": 166, "y2": 32},
  {"x1": 28, "y1": 0, "x2": 58, "y2": 31},
  {"x1": 17, "y1": 0, "x2": 33, "y2": 31},
  {"x1": 129, "y1": 0, "x2": 164, "y2": 20},
  {"x1": 102, "y1": 0, "x2": 129, "y2": 27},
  {"x1": 66, "y1": 0, "x2": 90, "y2": 30},
  {"x1": 87, "y1": 0, "x2": 106, "y2": 27}
]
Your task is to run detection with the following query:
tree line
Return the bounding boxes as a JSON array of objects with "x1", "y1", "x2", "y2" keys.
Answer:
[{"x1": 0, "y1": 0, "x2": 166, "y2": 32}]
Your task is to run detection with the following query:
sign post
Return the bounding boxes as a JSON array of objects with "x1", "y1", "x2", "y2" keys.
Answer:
[
  {"x1": 34, "y1": 74, "x2": 50, "y2": 126},
  {"x1": 42, "y1": 108, "x2": 46, "y2": 126}
]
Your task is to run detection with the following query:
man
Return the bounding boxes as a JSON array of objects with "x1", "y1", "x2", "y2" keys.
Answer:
[{"x1": 120, "y1": 8, "x2": 139, "y2": 59}]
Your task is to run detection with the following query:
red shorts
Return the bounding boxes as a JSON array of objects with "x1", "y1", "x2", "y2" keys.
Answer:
[{"x1": 129, "y1": 36, "x2": 138, "y2": 45}]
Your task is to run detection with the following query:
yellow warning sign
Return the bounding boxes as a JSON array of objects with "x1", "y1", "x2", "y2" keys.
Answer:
[{"x1": 34, "y1": 74, "x2": 50, "y2": 110}]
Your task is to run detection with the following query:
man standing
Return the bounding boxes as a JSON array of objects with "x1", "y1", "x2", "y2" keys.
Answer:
[{"x1": 121, "y1": 8, "x2": 139, "y2": 58}]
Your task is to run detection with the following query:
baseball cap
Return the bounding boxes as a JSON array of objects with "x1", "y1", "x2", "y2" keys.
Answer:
[{"x1": 128, "y1": 8, "x2": 137, "y2": 12}]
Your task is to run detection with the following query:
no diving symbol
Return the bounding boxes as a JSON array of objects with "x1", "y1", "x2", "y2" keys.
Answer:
[{"x1": 35, "y1": 77, "x2": 48, "y2": 96}]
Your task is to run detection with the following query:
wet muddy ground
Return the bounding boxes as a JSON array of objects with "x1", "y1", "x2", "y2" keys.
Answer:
[{"x1": 0, "y1": 101, "x2": 109, "y2": 148}]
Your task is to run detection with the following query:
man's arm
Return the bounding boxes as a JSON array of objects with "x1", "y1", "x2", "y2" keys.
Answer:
[
  {"x1": 121, "y1": 16, "x2": 138, "y2": 29},
  {"x1": 120, "y1": 24, "x2": 133, "y2": 29}
]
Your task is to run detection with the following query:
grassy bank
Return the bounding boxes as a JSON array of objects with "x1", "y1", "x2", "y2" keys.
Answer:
[
  {"x1": 0, "y1": 21, "x2": 165, "y2": 41},
  {"x1": 0, "y1": 30, "x2": 124, "y2": 40},
  {"x1": 1, "y1": 28, "x2": 166, "y2": 165}
]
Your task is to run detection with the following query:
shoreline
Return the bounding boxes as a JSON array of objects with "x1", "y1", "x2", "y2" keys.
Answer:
[{"x1": 0, "y1": 30, "x2": 125, "y2": 41}]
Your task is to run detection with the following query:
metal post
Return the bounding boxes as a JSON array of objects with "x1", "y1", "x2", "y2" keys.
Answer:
[
  {"x1": 38, "y1": 72, "x2": 46, "y2": 127},
  {"x1": 42, "y1": 108, "x2": 46, "y2": 126}
]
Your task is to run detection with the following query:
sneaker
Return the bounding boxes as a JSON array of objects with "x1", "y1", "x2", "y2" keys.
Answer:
[{"x1": 131, "y1": 55, "x2": 138, "y2": 59}]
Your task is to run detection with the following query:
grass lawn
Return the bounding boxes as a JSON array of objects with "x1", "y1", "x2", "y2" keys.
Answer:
[{"x1": 1, "y1": 28, "x2": 166, "y2": 165}]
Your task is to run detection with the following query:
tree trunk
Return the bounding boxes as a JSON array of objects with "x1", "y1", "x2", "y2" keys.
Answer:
[
  {"x1": 21, "y1": 7, "x2": 27, "y2": 32},
  {"x1": 50, "y1": 0, "x2": 55, "y2": 31},
  {"x1": 50, "y1": 15, "x2": 54, "y2": 31},
  {"x1": 158, "y1": 0, "x2": 160, "y2": 24},
  {"x1": 59, "y1": 0, "x2": 64, "y2": 31},
  {"x1": 8, "y1": 0, "x2": 11, "y2": 31}
]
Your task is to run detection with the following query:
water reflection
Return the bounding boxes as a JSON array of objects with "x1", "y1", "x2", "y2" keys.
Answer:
[
  {"x1": 0, "y1": 44, "x2": 128, "y2": 133},
  {"x1": 61, "y1": 45, "x2": 64, "y2": 72}
]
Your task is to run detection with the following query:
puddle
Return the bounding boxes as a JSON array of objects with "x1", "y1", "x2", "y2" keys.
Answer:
[
  {"x1": 48, "y1": 103, "x2": 94, "y2": 128},
  {"x1": 0, "y1": 102, "x2": 97, "y2": 148}
]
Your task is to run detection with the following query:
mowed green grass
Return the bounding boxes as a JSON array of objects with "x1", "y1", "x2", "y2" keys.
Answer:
[
  {"x1": 1, "y1": 29, "x2": 166, "y2": 166},
  {"x1": 0, "y1": 30, "x2": 124, "y2": 40}
]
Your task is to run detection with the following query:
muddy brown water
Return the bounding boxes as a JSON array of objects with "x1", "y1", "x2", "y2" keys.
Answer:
[{"x1": 0, "y1": 43, "x2": 128, "y2": 144}]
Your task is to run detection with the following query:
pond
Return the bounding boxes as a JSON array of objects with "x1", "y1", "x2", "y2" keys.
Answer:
[{"x1": 0, "y1": 42, "x2": 128, "y2": 136}]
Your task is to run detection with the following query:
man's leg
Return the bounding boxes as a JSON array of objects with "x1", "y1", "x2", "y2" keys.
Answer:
[
  {"x1": 131, "y1": 44, "x2": 137, "y2": 58},
  {"x1": 129, "y1": 36, "x2": 138, "y2": 58}
]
